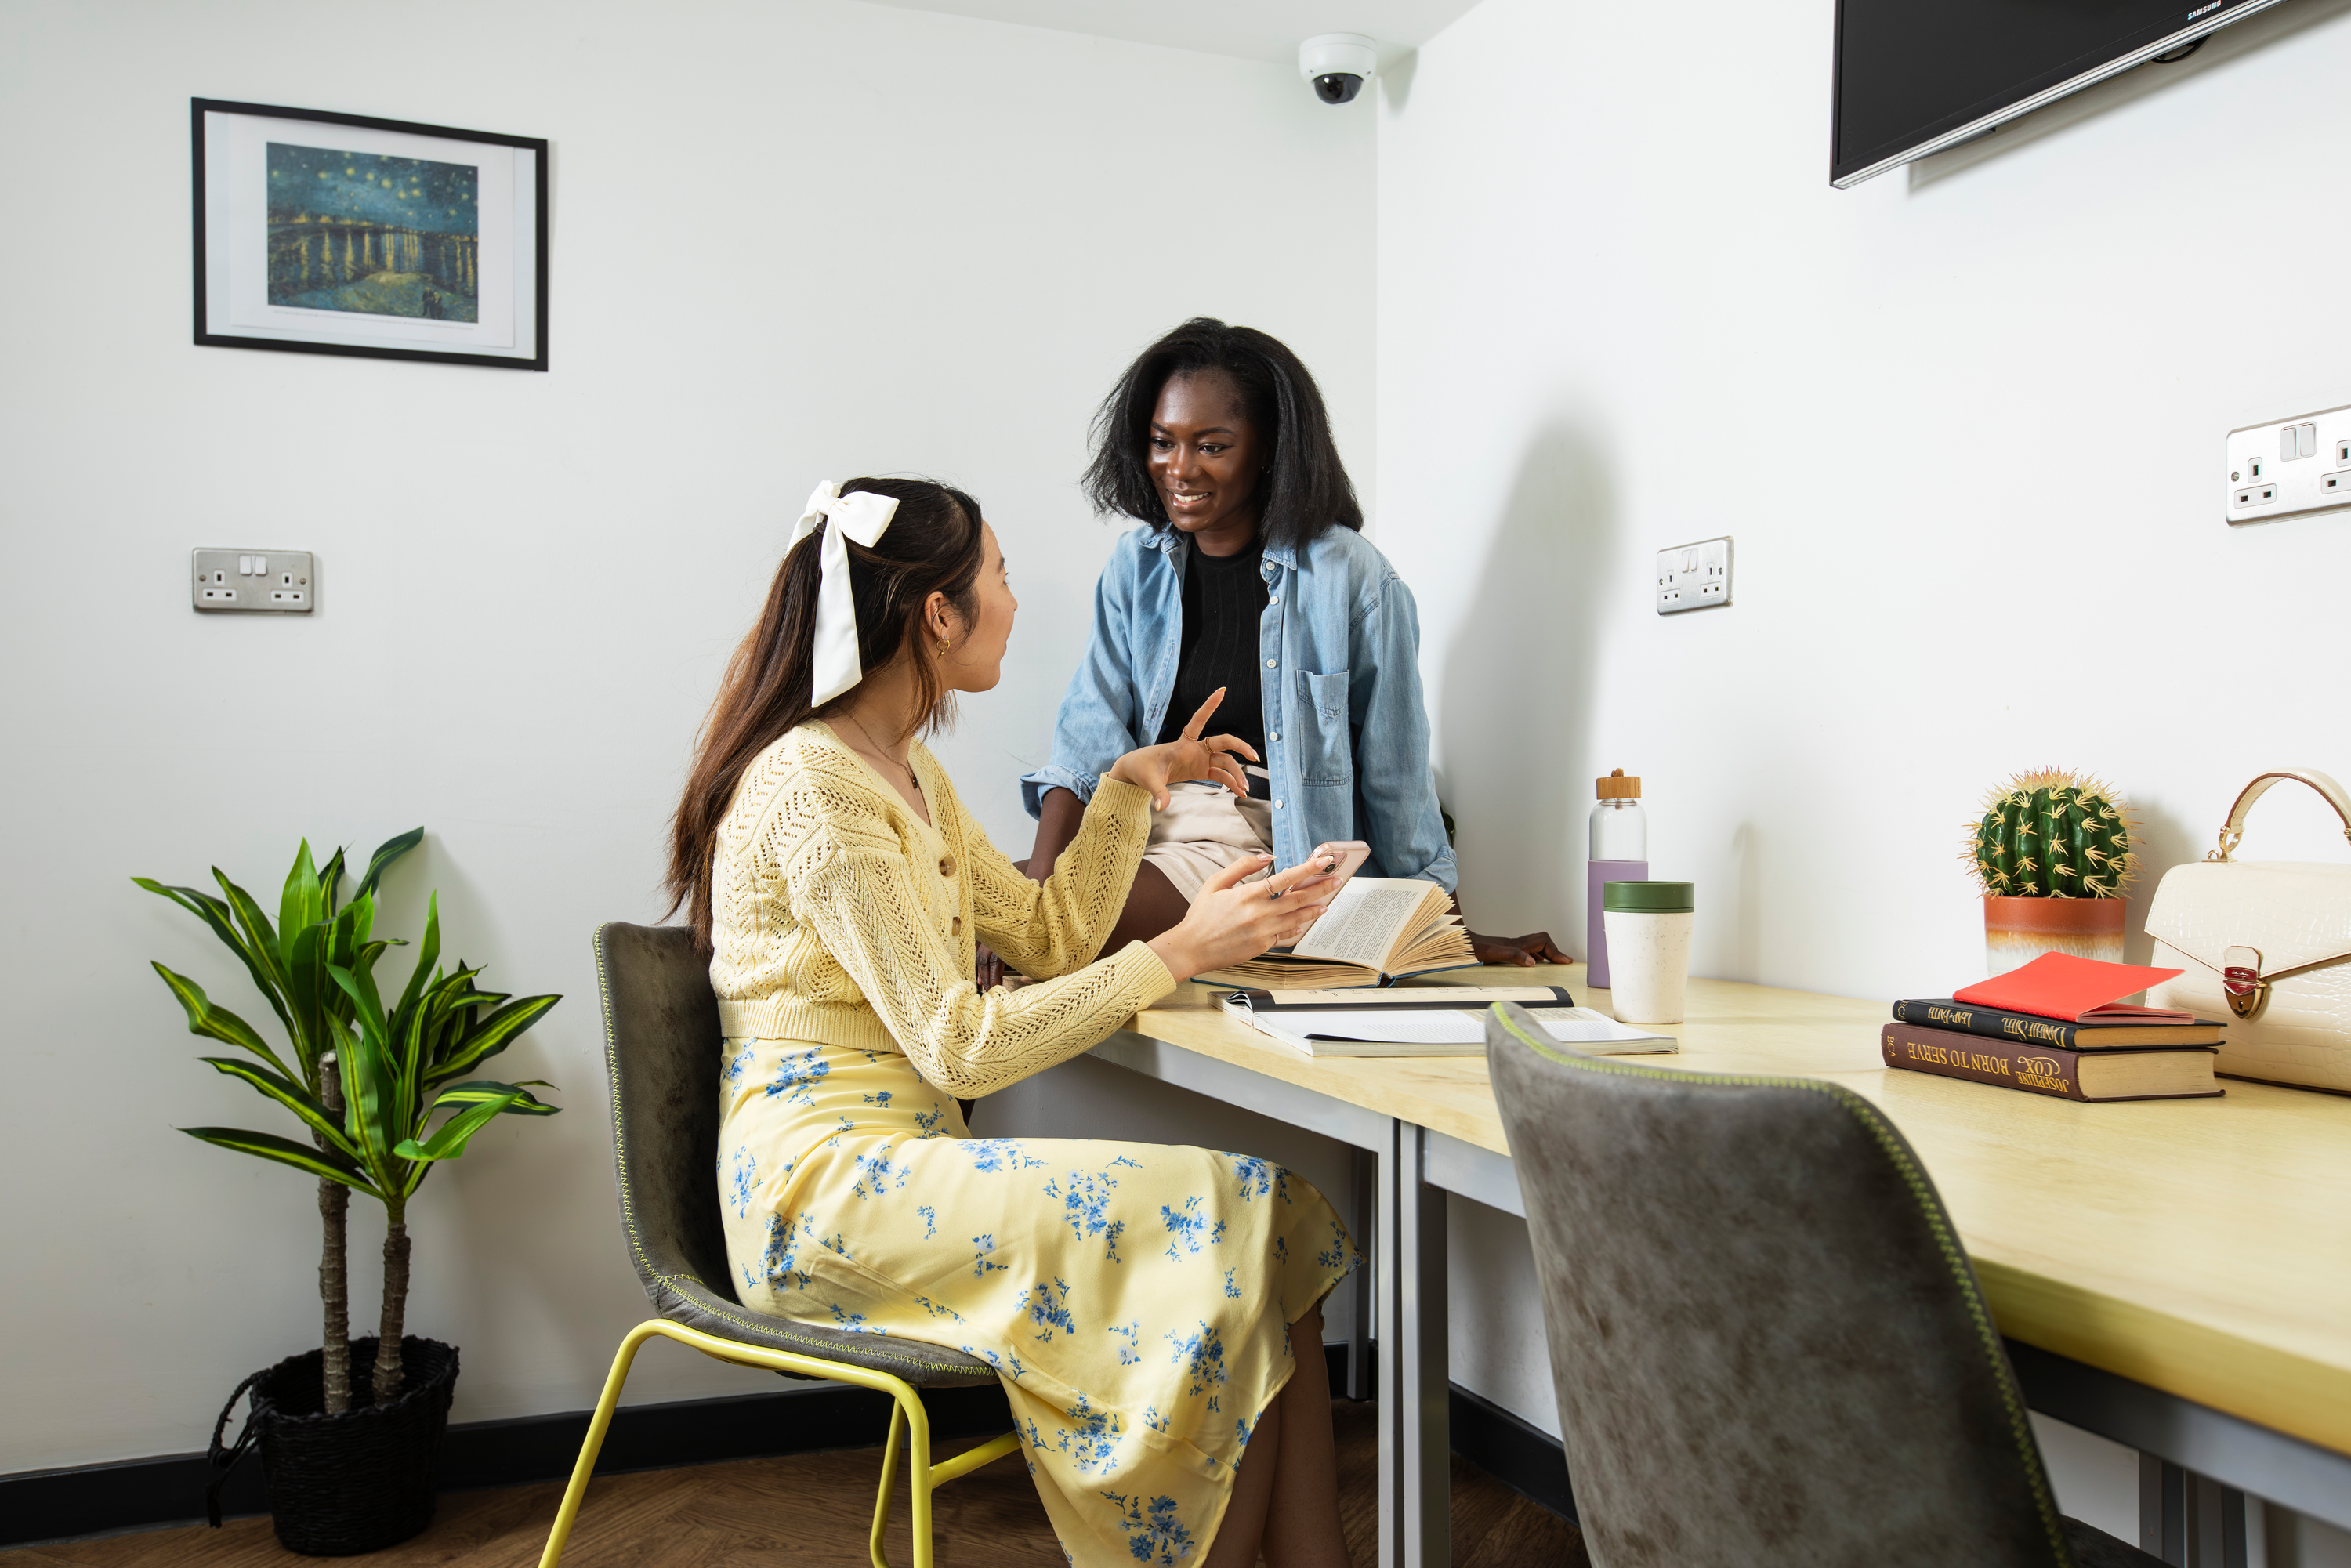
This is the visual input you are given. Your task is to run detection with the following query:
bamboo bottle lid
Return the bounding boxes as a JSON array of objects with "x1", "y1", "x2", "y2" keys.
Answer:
[{"x1": 1597, "y1": 769, "x2": 1641, "y2": 800}]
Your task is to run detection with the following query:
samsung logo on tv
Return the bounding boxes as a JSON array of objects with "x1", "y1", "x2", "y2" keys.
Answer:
[{"x1": 2186, "y1": 1, "x2": 2222, "y2": 16}]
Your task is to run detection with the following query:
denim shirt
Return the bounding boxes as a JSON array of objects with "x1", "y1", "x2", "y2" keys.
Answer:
[{"x1": 1021, "y1": 522, "x2": 1458, "y2": 891}]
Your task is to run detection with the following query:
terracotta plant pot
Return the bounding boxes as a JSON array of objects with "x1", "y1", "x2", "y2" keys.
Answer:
[{"x1": 1983, "y1": 896, "x2": 2126, "y2": 977}]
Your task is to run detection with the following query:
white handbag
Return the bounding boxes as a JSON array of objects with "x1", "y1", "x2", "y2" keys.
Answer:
[{"x1": 2144, "y1": 770, "x2": 2351, "y2": 1093}]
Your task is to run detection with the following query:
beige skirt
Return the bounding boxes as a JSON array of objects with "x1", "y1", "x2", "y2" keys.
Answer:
[{"x1": 1143, "y1": 780, "x2": 1277, "y2": 901}]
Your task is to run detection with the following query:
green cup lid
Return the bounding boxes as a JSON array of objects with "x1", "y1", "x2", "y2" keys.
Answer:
[{"x1": 1604, "y1": 880, "x2": 1694, "y2": 913}]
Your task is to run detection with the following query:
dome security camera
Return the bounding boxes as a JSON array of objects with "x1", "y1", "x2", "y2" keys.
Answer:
[{"x1": 1299, "y1": 33, "x2": 1377, "y2": 105}]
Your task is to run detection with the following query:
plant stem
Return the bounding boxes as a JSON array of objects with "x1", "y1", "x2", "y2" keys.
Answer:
[
  {"x1": 374, "y1": 1215, "x2": 410, "y2": 1404},
  {"x1": 317, "y1": 1056, "x2": 350, "y2": 1415}
]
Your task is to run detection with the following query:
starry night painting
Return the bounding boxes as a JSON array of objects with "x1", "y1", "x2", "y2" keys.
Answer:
[{"x1": 266, "y1": 143, "x2": 480, "y2": 320}]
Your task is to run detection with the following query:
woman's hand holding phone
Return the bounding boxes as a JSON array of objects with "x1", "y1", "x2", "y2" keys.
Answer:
[
  {"x1": 1289, "y1": 840, "x2": 1368, "y2": 896},
  {"x1": 1147, "y1": 853, "x2": 1339, "y2": 984}
]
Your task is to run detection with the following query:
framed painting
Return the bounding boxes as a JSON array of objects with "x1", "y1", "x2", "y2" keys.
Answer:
[{"x1": 193, "y1": 99, "x2": 548, "y2": 371}]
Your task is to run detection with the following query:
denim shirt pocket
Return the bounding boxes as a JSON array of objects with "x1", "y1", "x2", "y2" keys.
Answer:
[{"x1": 1295, "y1": 669, "x2": 1353, "y2": 785}]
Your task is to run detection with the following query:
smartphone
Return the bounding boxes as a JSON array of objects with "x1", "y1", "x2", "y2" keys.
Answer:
[{"x1": 1290, "y1": 840, "x2": 1370, "y2": 896}]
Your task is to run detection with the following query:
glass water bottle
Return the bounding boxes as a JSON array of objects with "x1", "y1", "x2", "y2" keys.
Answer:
[{"x1": 1585, "y1": 770, "x2": 1650, "y2": 988}]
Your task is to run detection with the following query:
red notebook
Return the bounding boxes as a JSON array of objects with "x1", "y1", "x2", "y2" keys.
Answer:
[{"x1": 1951, "y1": 951, "x2": 2190, "y2": 1023}]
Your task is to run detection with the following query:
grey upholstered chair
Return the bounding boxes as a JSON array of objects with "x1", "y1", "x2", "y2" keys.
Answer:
[
  {"x1": 1484, "y1": 1001, "x2": 2163, "y2": 1568},
  {"x1": 538, "y1": 922, "x2": 1014, "y2": 1568}
]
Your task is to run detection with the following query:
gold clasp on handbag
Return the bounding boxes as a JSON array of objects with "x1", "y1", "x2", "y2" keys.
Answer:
[
  {"x1": 2222, "y1": 944, "x2": 2267, "y2": 1019},
  {"x1": 2208, "y1": 825, "x2": 2244, "y2": 862}
]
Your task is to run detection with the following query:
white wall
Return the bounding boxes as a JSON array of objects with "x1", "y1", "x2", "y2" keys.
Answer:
[
  {"x1": 0, "y1": 0, "x2": 1373, "y2": 1474},
  {"x1": 1377, "y1": 0, "x2": 2351, "y2": 1534},
  {"x1": 1379, "y1": 0, "x2": 2351, "y2": 987}
]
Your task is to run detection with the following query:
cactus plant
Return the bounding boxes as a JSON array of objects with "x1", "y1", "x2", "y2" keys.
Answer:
[{"x1": 1966, "y1": 769, "x2": 2139, "y2": 900}]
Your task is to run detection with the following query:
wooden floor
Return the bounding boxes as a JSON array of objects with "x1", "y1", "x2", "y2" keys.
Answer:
[{"x1": 8, "y1": 1402, "x2": 1585, "y2": 1566}]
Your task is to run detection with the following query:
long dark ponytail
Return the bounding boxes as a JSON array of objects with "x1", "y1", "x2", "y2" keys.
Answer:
[{"x1": 666, "y1": 477, "x2": 986, "y2": 950}]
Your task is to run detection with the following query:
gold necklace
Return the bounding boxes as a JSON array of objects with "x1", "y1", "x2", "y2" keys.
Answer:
[{"x1": 838, "y1": 712, "x2": 921, "y2": 792}]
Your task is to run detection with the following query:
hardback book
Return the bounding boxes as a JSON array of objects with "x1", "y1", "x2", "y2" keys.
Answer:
[
  {"x1": 1890, "y1": 998, "x2": 2223, "y2": 1049},
  {"x1": 1949, "y1": 951, "x2": 2191, "y2": 1023},
  {"x1": 1196, "y1": 877, "x2": 1477, "y2": 990},
  {"x1": 1236, "y1": 1001, "x2": 1675, "y2": 1059},
  {"x1": 1881, "y1": 1023, "x2": 2222, "y2": 1102}
]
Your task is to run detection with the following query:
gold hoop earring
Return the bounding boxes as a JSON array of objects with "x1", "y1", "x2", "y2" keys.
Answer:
[{"x1": 937, "y1": 637, "x2": 951, "y2": 659}]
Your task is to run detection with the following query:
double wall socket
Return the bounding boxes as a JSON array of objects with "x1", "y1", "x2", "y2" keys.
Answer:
[
  {"x1": 2226, "y1": 404, "x2": 2351, "y2": 524},
  {"x1": 1657, "y1": 536, "x2": 1732, "y2": 614},
  {"x1": 193, "y1": 549, "x2": 314, "y2": 612}
]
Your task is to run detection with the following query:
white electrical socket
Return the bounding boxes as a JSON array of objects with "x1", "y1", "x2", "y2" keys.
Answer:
[
  {"x1": 1657, "y1": 536, "x2": 1732, "y2": 614},
  {"x1": 2226, "y1": 404, "x2": 2351, "y2": 524},
  {"x1": 192, "y1": 549, "x2": 315, "y2": 613}
]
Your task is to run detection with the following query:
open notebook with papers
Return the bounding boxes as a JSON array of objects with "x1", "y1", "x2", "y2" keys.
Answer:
[{"x1": 1223, "y1": 995, "x2": 1677, "y2": 1059}]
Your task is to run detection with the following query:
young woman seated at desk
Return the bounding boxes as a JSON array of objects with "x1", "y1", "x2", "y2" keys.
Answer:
[
  {"x1": 1011, "y1": 317, "x2": 1564, "y2": 978},
  {"x1": 668, "y1": 476, "x2": 1363, "y2": 1567}
]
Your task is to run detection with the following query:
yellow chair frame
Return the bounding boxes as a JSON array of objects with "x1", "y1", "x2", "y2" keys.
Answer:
[{"x1": 537, "y1": 1318, "x2": 1021, "y2": 1568}]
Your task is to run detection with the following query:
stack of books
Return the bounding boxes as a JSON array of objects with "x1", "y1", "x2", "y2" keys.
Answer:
[{"x1": 1882, "y1": 952, "x2": 2225, "y2": 1102}]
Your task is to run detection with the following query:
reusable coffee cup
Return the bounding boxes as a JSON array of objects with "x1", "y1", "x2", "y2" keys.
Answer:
[{"x1": 1601, "y1": 881, "x2": 1694, "y2": 1025}]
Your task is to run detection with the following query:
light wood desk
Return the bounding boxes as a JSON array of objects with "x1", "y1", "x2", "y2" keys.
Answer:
[{"x1": 1094, "y1": 963, "x2": 2351, "y2": 1565}]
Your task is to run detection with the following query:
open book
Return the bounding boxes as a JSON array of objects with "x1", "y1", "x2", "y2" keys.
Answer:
[{"x1": 1194, "y1": 877, "x2": 1476, "y2": 990}]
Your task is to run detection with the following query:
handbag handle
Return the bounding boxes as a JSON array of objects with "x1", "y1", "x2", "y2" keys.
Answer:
[{"x1": 2210, "y1": 770, "x2": 2351, "y2": 860}]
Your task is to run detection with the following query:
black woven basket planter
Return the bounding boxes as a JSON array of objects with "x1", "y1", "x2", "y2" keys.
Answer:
[{"x1": 208, "y1": 1336, "x2": 459, "y2": 1555}]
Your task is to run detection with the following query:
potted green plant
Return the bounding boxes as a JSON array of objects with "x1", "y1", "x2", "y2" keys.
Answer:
[
  {"x1": 138, "y1": 832, "x2": 560, "y2": 1554},
  {"x1": 1963, "y1": 770, "x2": 2139, "y2": 977}
]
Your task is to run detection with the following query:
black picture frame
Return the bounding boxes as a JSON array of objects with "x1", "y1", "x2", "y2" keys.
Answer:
[{"x1": 192, "y1": 98, "x2": 549, "y2": 371}]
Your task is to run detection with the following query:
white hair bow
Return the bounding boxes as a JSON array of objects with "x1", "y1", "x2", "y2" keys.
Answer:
[{"x1": 787, "y1": 480, "x2": 901, "y2": 706}]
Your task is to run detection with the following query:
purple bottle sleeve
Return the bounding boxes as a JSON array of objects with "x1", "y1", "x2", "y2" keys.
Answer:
[{"x1": 1585, "y1": 860, "x2": 1650, "y2": 990}]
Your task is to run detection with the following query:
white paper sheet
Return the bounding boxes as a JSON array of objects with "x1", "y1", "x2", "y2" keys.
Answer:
[{"x1": 1258, "y1": 1006, "x2": 1673, "y2": 1048}]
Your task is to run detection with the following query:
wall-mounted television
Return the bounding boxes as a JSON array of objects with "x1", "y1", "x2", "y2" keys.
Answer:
[{"x1": 1832, "y1": 0, "x2": 2286, "y2": 187}]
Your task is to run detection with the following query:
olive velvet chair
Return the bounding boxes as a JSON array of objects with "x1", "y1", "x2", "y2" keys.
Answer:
[
  {"x1": 1483, "y1": 1001, "x2": 2164, "y2": 1568},
  {"x1": 537, "y1": 922, "x2": 1016, "y2": 1568}
]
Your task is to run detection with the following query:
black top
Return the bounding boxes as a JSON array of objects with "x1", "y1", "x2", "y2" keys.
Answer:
[{"x1": 1155, "y1": 533, "x2": 1271, "y2": 795}]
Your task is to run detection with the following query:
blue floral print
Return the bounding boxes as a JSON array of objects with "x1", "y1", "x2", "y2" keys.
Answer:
[
  {"x1": 972, "y1": 1233, "x2": 1010, "y2": 1277},
  {"x1": 726, "y1": 1146, "x2": 757, "y2": 1219},
  {"x1": 917, "y1": 1204, "x2": 938, "y2": 1238},
  {"x1": 1015, "y1": 1276, "x2": 1077, "y2": 1342},
  {"x1": 1053, "y1": 1392, "x2": 1125, "y2": 1476},
  {"x1": 766, "y1": 1046, "x2": 830, "y2": 1105},
  {"x1": 1046, "y1": 1169, "x2": 1115, "y2": 1238},
  {"x1": 749, "y1": 1211, "x2": 817, "y2": 1292},
  {"x1": 1161, "y1": 1197, "x2": 1228, "y2": 1260},
  {"x1": 1315, "y1": 1219, "x2": 1352, "y2": 1271},
  {"x1": 1223, "y1": 1268, "x2": 1241, "y2": 1301},
  {"x1": 965, "y1": 1139, "x2": 1049, "y2": 1173},
  {"x1": 1229, "y1": 1154, "x2": 1290, "y2": 1203},
  {"x1": 828, "y1": 1302, "x2": 886, "y2": 1334},
  {"x1": 1109, "y1": 1320, "x2": 1141, "y2": 1365},
  {"x1": 852, "y1": 1145, "x2": 908, "y2": 1199},
  {"x1": 1165, "y1": 1321, "x2": 1229, "y2": 1396},
  {"x1": 721, "y1": 1041, "x2": 755, "y2": 1093},
  {"x1": 1100, "y1": 1490, "x2": 1195, "y2": 1564}
]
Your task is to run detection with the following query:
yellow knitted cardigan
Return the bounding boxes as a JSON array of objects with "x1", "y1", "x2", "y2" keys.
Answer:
[{"x1": 708, "y1": 720, "x2": 1176, "y2": 1098}]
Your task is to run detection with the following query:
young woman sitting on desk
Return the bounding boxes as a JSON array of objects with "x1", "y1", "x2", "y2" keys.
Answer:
[
  {"x1": 667, "y1": 476, "x2": 1362, "y2": 1567},
  {"x1": 1012, "y1": 317, "x2": 1565, "y2": 972}
]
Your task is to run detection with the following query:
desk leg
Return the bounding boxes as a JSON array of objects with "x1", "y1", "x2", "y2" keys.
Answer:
[
  {"x1": 1378, "y1": 1121, "x2": 1449, "y2": 1568},
  {"x1": 1349, "y1": 1144, "x2": 1375, "y2": 1403},
  {"x1": 2139, "y1": 1456, "x2": 2248, "y2": 1566}
]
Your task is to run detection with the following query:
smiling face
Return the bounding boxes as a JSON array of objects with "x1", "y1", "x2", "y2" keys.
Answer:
[
  {"x1": 933, "y1": 521, "x2": 1016, "y2": 693},
  {"x1": 1147, "y1": 371, "x2": 1265, "y2": 557}
]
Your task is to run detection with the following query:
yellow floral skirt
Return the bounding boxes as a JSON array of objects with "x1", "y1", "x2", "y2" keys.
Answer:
[{"x1": 719, "y1": 1038, "x2": 1363, "y2": 1565}]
